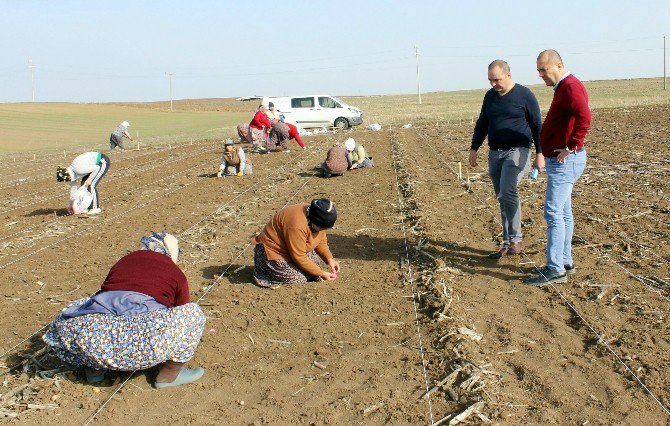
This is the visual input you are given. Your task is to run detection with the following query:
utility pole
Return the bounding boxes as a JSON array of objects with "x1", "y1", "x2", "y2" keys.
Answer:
[
  {"x1": 166, "y1": 72, "x2": 174, "y2": 111},
  {"x1": 415, "y1": 45, "x2": 422, "y2": 105},
  {"x1": 28, "y1": 60, "x2": 36, "y2": 102},
  {"x1": 664, "y1": 35, "x2": 667, "y2": 90}
]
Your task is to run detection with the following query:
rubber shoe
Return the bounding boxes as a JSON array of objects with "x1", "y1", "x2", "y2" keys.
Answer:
[
  {"x1": 154, "y1": 367, "x2": 204, "y2": 389},
  {"x1": 565, "y1": 264, "x2": 576, "y2": 275},
  {"x1": 85, "y1": 368, "x2": 106, "y2": 384},
  {"x1": 86, "y1": 208, "x2": 102, "y2": 216},
  {"x1": 523, "y1": 266, "x2": 567, "y2": 286}
]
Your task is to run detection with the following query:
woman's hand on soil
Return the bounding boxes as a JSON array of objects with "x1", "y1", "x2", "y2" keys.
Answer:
[
  {"x1": 328, "y1": 259, "x2": 340, "y2": 274},
  {"x1": 322, "y1": 271, "x2": 338, "y2": 281}
]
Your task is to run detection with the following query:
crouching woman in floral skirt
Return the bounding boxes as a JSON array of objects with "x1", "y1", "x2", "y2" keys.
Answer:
[
  {"x1": 253, "y1": 198, "x2": 341, "y2": 287},
  {"x1": 43, "y1": 232, "x2": 206, "y2": 388}
]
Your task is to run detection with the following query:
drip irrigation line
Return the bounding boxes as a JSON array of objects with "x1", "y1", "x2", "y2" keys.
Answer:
[
  {"x1": 389, "y1": 129, "x2": 435, "y2": 425},
  {"x1": 0, "y1": 143, "x2": 183, "y2": 199},
  {"x1": 0, "y1": 166, "x2": 205, "y2": 270},
  {"x1": 0, "y1": 140, "x2": 198, "y2": 187},
  {"x1": 571, "y1": 234, "x2": 670, "y2": 304},
  {"x1": 420, "y1": 128, "x2": 670, "y2": 417},
  {"x1": 0, "y1": 144, "x2": 219, "y2": 215},
  {"x1": 0, "y1": 324, "x2": 50, "y2": 360},
  {"x1": 82, "y1": 372, "x2": 135, "y2": 426},
  {"x1": 0, "y1": 153, "x2": 220, "y2": 247}
]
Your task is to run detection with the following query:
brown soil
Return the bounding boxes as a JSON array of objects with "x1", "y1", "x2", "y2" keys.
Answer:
[{"x1": 0, "y1": 104, "x2": 668, "y2": 425}]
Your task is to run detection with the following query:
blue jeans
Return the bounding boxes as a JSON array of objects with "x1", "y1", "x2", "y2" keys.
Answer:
[
  {"x1": 488, "y1": 148, "x2": 531, "y2": 245},
  {"x1": 544, "y1": 150, "x2": 587, "y2": 273}
]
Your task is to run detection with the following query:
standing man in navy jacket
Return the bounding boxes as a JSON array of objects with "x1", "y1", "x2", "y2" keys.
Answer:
[
  {"x1": 470, "y1": 59, "x2": 544, "y2": 259},
  {"x1": 524, "y1": 50, "x2": 591, "y2": 286}
]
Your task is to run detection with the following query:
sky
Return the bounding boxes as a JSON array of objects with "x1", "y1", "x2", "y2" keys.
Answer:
[{"x1": 1, "y1": 0, "x2": 669, "y2": 102}]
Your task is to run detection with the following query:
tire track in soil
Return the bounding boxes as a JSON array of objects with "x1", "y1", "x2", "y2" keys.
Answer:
[{"x1": 402, "y1": 120, "x2": 667, "y2": 424}]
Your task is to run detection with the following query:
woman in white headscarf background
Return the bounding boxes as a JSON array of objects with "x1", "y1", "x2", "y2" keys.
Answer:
[
  {"x1": 43, "y1": 231, "x2": 206, "y2": 389},
  {"x1": 344, "y1": 137, "x2": 374, "y2": 170}
]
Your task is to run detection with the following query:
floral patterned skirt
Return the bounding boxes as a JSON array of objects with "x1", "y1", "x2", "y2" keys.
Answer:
[
  {"x1": 43, "y1": 300, "x2": 206, "y2": 371},
  {"x1": 253, "y1": 244, "x2": 321, "y2": 288},
  {"x1": 250, "y1": 127, "x2": 268, "y2": 149}
]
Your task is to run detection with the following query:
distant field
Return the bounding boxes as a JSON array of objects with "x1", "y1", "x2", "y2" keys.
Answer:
[
  {"x1": 0, "y1": 103, "x2": 249, "y2": 154},
  {"x1": 348, "y1": 77, "x2": 670, "y2": 125},
  {"x1": 1, "y1": 77, "x2": 668, "y2": 155}
]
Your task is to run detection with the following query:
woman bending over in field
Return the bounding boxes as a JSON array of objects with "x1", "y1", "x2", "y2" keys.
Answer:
[
  {"x1": 56, "y1": 151, "x2": 110, "y2": 215},
  {"x1": 43, "y1": 232, "x2": 206, "y2": 388}
]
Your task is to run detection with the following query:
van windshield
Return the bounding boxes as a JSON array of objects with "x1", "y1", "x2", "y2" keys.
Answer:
[
  {"x1": 318, "y1": 97, "x2": 340, "y2": 108},
  {"x1": 331, "y1": 96, "x2": 348, "y2": 107}
]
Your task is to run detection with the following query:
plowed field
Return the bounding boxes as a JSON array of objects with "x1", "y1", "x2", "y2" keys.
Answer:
[{"x1": 0, "y1": 103, "x2": 668, "y2": 425}]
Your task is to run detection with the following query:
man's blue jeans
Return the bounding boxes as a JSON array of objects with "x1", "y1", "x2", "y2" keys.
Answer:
[
  {"x1": 488, "y1": 148, "x2": 531, "y2": 245},
  {"x1": 544, "y1": 149, "x2": 587, "y2": 273}
]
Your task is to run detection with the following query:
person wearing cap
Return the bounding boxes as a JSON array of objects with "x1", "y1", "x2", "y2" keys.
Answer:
[
  {"x1": 56, "y1": 151, "x2": 110, "y2": 215},
  {"x1": 344, "y1": 138, "x2": 373, "y2": 169},
  {"x1": 252, "y1": 199, "x2": 341, "y2": 287},
  {"x1": 217, "y1": 139, "x2": 252, "y2": 177},
  {"x1": 43, "y1": 231, "x2": 206, "y2": 389},
  {"x1": 110, "y1": 121, "x2": 133, "y2": 151},
  {"x1": 249, "y1": 105, "x2": 272, "y2": 151}
]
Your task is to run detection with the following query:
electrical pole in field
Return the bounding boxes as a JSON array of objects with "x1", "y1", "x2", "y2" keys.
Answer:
[
  {"x1": 28, "y1": 60, "x2": 36, "y2": 102},
  {"x1": 166, "y1": 72, "x2": 174, "y2": 111},
  {"x1": 415, "y1": 45, "x2": 422, "y2": 104},
  {"x1": 664, "y1": 35, "x2": 666, "y2": 90}
]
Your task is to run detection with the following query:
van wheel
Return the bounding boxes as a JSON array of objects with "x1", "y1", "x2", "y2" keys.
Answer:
[{"x1": 334, "y1": 118, "x2": 349, "y2": 129}]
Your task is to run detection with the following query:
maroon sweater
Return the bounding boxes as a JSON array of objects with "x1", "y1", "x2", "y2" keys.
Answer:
[
  {"x1": 540, "y1": 74, "x2": 592, "y2": 157},
  {"x1": 99, "y1": 250, "x2": 190, "y2": 308}
]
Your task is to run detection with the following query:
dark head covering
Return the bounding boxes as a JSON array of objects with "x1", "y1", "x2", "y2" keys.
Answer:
[
  {"x1": 268, "y1": 102, "x2": 274, "y2": 108},
  {"x1": 56, "y1": 166, "x2": 71, "y2": 182},
  {"x1": 307, "y1": 198, "x2": 337, "y2": 229}
]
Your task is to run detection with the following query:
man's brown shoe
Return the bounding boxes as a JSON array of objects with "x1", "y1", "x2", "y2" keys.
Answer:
[
  {"x1": 488, "y1": 246, "x2": 509, "y2": 259},
  {"x1": 507, "y1": 242, "x2": 523, "y2": 255}
]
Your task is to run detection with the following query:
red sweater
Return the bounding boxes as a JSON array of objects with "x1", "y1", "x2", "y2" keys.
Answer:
[
  {"x1": 99, "y1": 250, "x2": 190, "y2": 308},
  {"x1": 287, "y1": 123, "x2": 305, "y2": 148},
  {"x1": 249, "y1": 110, "x2": 272, "y2": 130},
  {"x1": 540, "y1": 74, "x2": 591, "y2": 157}
]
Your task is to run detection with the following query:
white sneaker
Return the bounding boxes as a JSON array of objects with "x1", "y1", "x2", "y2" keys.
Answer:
[{"x1": 87, "y1": 208, "x2": 102, "y2": 215}]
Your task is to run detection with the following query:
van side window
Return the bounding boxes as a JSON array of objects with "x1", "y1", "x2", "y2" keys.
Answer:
[
  {"x1": 318, "y1": 97, "x2": 338, "y2": 108},
  {"x1": 291, "y1": 97, "x2": 314, "y2": 108}
]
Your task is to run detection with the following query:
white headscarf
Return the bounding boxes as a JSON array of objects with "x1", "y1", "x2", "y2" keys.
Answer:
[{"x1": 344, "y1": 138, "x2": 356, "y2": 152}]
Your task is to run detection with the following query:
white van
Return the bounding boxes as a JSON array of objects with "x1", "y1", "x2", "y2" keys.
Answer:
[{"x1": 262, "y1": 95, "x2": 363, "y2": 129}]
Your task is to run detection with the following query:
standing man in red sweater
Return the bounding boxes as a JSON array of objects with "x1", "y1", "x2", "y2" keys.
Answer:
[{"x1": 524, "y1": 50, "x2": 591, "y2": 286}]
